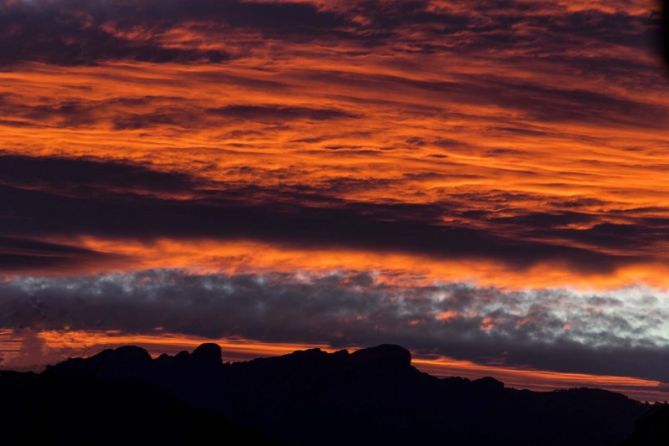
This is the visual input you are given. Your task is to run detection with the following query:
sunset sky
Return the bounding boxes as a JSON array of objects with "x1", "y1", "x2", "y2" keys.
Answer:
[{"x1": 1, "y1": 0, "x2": 669, "y2": 401}]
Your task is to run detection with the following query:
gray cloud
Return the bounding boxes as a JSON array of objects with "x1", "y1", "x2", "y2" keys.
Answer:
[{"x1": 2, "y1": 269, "x2": 669, "y2": 381}]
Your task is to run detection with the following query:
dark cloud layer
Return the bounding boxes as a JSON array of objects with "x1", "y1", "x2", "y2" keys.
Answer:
[
  {"x1": 0, "y1": 0, "x2": 230, "y2": 65},
  {"x1": 0, "y1": 94, "x2": 359, "y2": 130},
  {"x1": 0, "y1": 0, "x2": 657, "y2": 68},
  {"x1": 2, "y1": 269, "x2": 668, "y2": 381},
  {"x1": 1, "y1": 153, "x2": 658, "y2": 273},
  {"x1": 0, "y1": 0, "x2": 345, "y2": 66},
  {"x1": 210, "y1": 105, "x2": 360, "y2": 122},
  {"x1": 0, "y1": 152, "x2": 198, "y2": 194},
  {"x1": 0, "y1": 237, "x2": 118, "y2": 271}
]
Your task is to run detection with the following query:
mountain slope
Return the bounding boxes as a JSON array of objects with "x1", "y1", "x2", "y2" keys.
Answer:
[{"x1": 1, "y1": 344, "x2": 651, "y2": 446}]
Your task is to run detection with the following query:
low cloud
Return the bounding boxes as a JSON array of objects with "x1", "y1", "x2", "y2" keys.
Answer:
[{"x1": 2, "y1": 269, "x2": 669, "y2": 381}]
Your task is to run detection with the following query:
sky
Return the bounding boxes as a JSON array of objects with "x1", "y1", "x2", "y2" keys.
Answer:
[{"x1": 1, "y1": 0, "x2": 669, "y2": 401}]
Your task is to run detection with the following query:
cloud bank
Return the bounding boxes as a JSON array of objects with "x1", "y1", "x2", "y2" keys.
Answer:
[{"x1": 2, "y1": 269, "x2": 669, "y2": 382}]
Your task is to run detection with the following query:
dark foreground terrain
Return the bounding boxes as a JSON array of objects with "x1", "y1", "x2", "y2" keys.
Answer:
[{"x1": 0, "y1": 344, "x2": 665, "y2": 445}]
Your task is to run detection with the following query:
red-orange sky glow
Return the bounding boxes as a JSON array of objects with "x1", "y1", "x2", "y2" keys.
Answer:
[{"x1": 1, "y1": 0, "x2": 668, "y2": 401}]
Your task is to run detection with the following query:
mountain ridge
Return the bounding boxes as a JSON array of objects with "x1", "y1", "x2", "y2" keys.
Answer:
[{"x1": 1, "y1": 343, "x2": 661, "y2": 445}]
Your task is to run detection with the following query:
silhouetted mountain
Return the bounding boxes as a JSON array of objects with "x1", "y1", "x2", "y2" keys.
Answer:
[
  {"x1": 623, "y1": 404, "x2": 669, "y2": 445},
  {"x1": 0, "y1": 344, "x2": 656, "y2": 445},
  {"x1": 0, "y1": 367, "x2": 275, "y2": 446}
]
